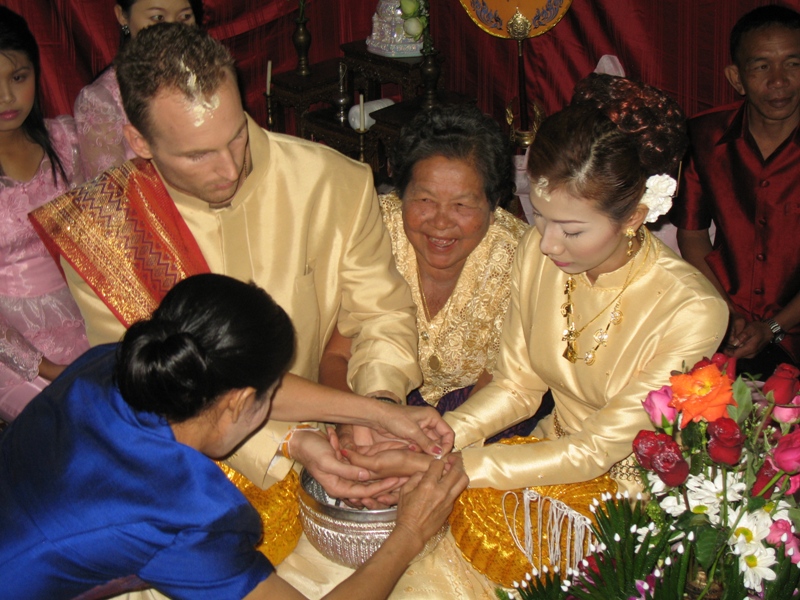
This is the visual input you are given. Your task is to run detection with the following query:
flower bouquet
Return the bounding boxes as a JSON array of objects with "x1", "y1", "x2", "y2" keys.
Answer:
[{"x1": 498, "y1": 356, "x2": 800, "y2": 600}]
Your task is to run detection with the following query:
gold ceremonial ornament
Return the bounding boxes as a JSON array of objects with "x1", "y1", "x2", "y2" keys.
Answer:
[{"x1": 458, "y1": 0, "x2": 572, "y2": 39}]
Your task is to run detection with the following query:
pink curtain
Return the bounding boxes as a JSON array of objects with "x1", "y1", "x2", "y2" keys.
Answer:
[{"x1": 5, "y1": 0, "x2": 799, "y2": 132}]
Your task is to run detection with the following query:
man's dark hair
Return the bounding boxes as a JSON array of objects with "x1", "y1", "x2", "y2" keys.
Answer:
[{"x1": 730, "y1": 4, "x2": 800, "y2": 64}]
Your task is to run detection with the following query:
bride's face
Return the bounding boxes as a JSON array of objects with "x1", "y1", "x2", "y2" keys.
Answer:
[
  {"x1": 530, "y1": 187, "x2": 635, "y2": 283},
  {"x1": 116, "y1": 0, "x2": 196, "y2": 39}
]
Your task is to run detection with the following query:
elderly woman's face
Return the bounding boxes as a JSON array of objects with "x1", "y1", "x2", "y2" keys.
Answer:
[{"x1": 402, "y1": 155, "x2": 493, "y2": 276}]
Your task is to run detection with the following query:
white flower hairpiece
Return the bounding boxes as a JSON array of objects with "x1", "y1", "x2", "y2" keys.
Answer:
[
  {"x1": 533, "y1": 176, "x2": 551, "y2": 201},
  {"x1": 640, "y1": 174, "x2": 677, "y2": 223}
]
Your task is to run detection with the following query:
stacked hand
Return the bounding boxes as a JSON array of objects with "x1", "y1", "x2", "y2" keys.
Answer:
[{"x1": 289, "y1": 401, "x2": 458, "y2": 506}]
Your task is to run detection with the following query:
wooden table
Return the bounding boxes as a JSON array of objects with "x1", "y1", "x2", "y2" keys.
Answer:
[
  {"x1": 340, "y1": 40, "x2": 430, "y2": 101},
  {"x1": 269, "y1": 58, "x2": 342, "y2": 136},
  {"x1": 302, "y1": 106, "x2": 382, "y2": 174}
]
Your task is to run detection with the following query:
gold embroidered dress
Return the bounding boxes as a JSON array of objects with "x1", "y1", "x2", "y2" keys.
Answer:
[
  {"x1": 379, "y1": 193, "x2": 529, "y2": 404},
  {"x1": 446, "y1": 228, "x2": 729, "y2": 490}
]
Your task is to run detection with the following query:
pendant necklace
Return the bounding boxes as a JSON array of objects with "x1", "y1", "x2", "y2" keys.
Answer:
[
  {"x1": 561, "y1": 234, "x2": 650, "y2": 365},
  {"x1": 417, "y1": 268, "x2": 452, "y2": 372}
]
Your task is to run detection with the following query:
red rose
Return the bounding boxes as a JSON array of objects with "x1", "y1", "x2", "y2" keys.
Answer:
[
  {"x1": 773, "y1": 429, "x2": 800, "y2": 474},
  {"x1": 710, "y1": 353, "x2": 737, "y2": 377},
  {"x1": 707, "y1": 417, "x2": 745, "y2": 465},
  {"x1": 691, "y1": 357, "x2": 713, "y2": 371},
  {"x1": 633, "y1": 430, "x2": 667, "y2": 470},
  {"x1": 652, "y1": 440, "x2": 690, "y2": 487},
  {"x1": 753, "y1": 460, "x2": 780, "y2": 499},
  {"x1": 763, "y1": 364, "x2": 800, "y2": 405}
]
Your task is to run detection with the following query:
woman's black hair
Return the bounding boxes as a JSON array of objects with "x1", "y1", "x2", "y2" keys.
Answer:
[
  {"x1": 0, "y1": 6, "x2": 68, "y2": 185},
  {"x1": 389, "y1": 104, "x2": 515, "y2": 210},
  {"x1": 115, "y1": 274, "x2": 295, "y2": 423}
]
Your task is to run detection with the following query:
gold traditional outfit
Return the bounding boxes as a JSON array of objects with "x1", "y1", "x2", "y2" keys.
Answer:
[
  {"x1": 379, "y1": 192, "x2": 529, "y2": 404},
  {"x1": 447, "y1": 228, "x2": 728, "y2": 491},
  {"x1": 34, "y1": 115, "x2": 421, "y2": 491}
]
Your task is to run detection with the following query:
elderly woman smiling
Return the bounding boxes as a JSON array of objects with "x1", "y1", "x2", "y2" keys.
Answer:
[{"x1": 322, "y1": 105, "x2": 540, "y2": 438}]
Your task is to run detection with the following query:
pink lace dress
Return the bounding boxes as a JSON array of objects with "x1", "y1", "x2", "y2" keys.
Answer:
[
  {"x1": 0, "y1": 116, "x2": 90, "y2": 422},
  {"x1": 73, "y1": 67, "x2": 137, "y2": 180}
]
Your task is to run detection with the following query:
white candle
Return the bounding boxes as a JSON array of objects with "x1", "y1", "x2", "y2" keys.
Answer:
[
  {"x1": 266, "y1": 60, "x2": 272, "y2": 96},
  {"x1": 359, "y1": 94, "x2": 365, "y2": 131}
]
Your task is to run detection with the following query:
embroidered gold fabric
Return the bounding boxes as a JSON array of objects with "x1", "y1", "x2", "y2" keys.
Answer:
[
  {"x1": 445, "y1": 230, "x2": 729, "y2": 492},
  {"x1": 449, "y1": 436, "x2": 616, "y2": 587},
  {"x1": 380, "y1": 193, "x2": 529, "y2": 405},
  {"x1": 216, "y1": 462, "x2": 302, "y2": 565}
]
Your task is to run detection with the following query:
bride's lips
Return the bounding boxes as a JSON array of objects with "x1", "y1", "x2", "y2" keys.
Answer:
[
  {"x1": 0, "y1": 110, "x2": 20, "y2": 121},
  {"x1": 552, "y1": 259, "x2": 571, "y2": 268}
]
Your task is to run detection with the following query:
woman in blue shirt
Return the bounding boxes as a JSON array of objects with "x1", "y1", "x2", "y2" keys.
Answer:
[{"x1": 0, "y1": 273, "x2": 465, "y2": 599}]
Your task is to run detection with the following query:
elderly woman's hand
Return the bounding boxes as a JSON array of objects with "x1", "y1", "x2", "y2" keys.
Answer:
[{"x1": 394, "y1": 454, "x2": 468, "y2": 549}]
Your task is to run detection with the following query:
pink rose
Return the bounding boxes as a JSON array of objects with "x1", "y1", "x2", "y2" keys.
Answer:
[
  {"x1": 763, "y1": 364, "x2": 800, "y2": 405},
  {"x1": 707, "y1": 417, "x2": 745, "y2": 466},
  {"x1": 642, "y1": 386, "x2": 677, "y2": 427},
  {"x1": 773, "y1": 394, "x2": 800, "y2": 424},
  {"x1": 773, "y1": 429, "x2": 800, "y2": 474},
  {"x1": 767, "y1": 519, "x2": 800, "y2": 564}
]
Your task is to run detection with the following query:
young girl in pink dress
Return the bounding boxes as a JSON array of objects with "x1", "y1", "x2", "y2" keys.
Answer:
[{"x1": 0, "y1": 7, "x2": 89, "y2": 422}]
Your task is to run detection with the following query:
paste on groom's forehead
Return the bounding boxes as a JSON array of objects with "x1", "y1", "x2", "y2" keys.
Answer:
[
  {"x1": 533, "y1": 177, "x2": 551, "y2": 202},
  {"x1": 179, "y1": 60, "x2": 221, "y2": 127}
]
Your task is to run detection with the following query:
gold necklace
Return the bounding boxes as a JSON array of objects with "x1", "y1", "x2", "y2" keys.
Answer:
[
  {"x1": 561, "y1": 234, "x2": 650, "y2": 365},
  {"x1": 417, "y1": 268, "x2": 452, "y2": 372}
]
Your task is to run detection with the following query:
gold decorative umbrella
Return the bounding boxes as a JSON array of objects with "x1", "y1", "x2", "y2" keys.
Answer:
[{"x1": 458, "y1": 0, "x2": 572, "y2": 134}]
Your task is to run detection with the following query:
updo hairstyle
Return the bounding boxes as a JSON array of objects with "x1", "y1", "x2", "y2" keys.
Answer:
[
  {"x1": 115, "y1": 274, "x2": 295, "y2": 423},
  {"x1": 390, "y1": 104, "x2": 515, "y2": 210},
  {"x1": 527, "y1": 73, "x2": 687, "y2": 223}
]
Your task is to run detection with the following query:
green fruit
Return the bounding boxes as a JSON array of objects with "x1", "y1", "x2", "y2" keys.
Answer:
[
  {"x1": 399, "y1": 0, "x2": 419, "y2": 18},
  {"x1": 403, "y1": 16, "x2": 423, "y2": 39}
]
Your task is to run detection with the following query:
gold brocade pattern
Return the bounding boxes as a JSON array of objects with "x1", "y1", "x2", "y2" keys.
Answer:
[
  {"x1": 216, "y1": 462, "x2": 302, "y2": 565},
  {"x1": 449, "y1": 436, "x2": 617, "y2": 587},
  {"x1": 379, "y1": 193, "x2": 529, "y2": 405}
]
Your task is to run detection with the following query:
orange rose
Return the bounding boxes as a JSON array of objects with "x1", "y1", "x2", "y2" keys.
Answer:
[{"x1": 668, "y1": 364, "x2": 735, "y2": 427}]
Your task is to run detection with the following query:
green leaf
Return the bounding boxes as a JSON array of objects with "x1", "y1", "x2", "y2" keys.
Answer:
[
  {"x1": 693, "y1": 526, "x2": 725, "y2": 570},
  {"x1": 730, "y1": 376, "x2": 753, "y2": 423},
  {"x1": 746, "y1": 496, "x2": 768, "y2": 512},
  {"x1": 681, "y1": 420, "x2": 704, "y2": 452}
]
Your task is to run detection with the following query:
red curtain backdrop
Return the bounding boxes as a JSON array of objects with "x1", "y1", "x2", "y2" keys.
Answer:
[{"x1": 4, "y1": 0, "x2": 799, "y2": 132}]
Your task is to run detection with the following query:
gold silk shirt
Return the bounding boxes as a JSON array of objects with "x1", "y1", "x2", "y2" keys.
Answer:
[
  {"x1": 380, "y1": 193, "x2": 529, "y2": 405},
  {"x1": 60, "y1": 116, "x2": 421, "y2": 488},
  {"x1": 446, "y1": 228, "x2": 729, "y2": 490}
]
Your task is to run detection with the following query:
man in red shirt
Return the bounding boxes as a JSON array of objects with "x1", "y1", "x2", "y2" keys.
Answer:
[{"x1": 671, "y1": 4, "x2": 800, "y2": 375}]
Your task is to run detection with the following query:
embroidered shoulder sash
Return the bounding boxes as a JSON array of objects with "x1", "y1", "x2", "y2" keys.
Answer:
[{"x1": 30, "y1": 159, "x2": 209, "y2": 327}]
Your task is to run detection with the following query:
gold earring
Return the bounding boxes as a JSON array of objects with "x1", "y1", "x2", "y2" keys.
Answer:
[{"x1": 625, "y1": 227, "x2": 636, "y2": 256}]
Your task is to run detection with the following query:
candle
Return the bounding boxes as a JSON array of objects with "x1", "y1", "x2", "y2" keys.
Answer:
[
  {"x1": 266, "y1": 60, "x2": 272, "y2": 96},
  {"x1": 359, "y1": 93, "x2": 365, "y2": 131}
]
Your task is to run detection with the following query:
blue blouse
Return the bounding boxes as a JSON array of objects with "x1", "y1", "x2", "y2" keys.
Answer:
[{"x1": 0, "y1": 345, "x2": 273, "y2": 599}]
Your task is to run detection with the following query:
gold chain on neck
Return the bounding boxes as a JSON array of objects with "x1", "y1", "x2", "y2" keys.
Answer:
[
  {"x1": 417, "y1": 266, "x2": 453, "y2": 372},
  {"x1": 561, "y1": 230, "x2": 650, "y2": 365}
]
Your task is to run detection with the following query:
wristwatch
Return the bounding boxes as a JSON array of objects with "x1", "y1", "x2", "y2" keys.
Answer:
[{"x1": 765, "y1": 319, "x2": 786, "y2": 344}]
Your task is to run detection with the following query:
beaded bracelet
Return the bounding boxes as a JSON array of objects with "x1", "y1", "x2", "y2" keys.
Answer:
[{"x1": 279, "y1": 424, "x2": 321, "y2": 459}]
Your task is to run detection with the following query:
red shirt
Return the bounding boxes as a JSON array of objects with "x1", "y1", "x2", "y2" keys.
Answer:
[{"x1": 671, "y1": 102, "x2": 800, "y2": 361}]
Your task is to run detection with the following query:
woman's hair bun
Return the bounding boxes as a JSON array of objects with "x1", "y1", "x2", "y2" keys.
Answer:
[
  {"x1": 114, "y1": 274, "x2": 295, "y2": 423},
  {"x1": 572, "y1": 73, "x2": 687, "y2": 177}
]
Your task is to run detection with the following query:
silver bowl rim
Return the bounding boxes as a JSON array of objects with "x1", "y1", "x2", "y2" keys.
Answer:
[{"x1": 299, "y1": 469, "x2": 398, "y2": 523}]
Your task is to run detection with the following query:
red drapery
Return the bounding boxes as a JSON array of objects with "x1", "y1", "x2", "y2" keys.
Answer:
[{"x1": 4, "y1": 0, "x2": 798, "y2": 131}]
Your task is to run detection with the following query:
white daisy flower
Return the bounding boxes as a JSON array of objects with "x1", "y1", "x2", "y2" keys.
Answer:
[{"x1": 738, "y1": 543, "x2": 777, "y2": 593}]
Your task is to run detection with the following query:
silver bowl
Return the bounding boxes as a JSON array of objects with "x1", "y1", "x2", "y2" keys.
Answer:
[{"x1": 298, "y1": 469, "x2": 448, "y2": 568}]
